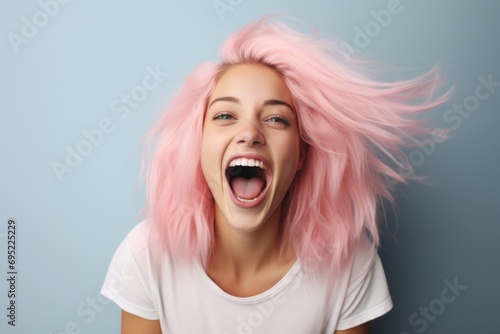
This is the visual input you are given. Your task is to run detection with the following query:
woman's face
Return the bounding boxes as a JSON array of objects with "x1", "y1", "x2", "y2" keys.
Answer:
[{"x1": 201, "y1": 63, "x2": 304, "y2": 232}]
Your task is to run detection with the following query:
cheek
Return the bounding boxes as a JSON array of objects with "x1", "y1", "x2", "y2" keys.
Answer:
[
  {"x1": 201, "y1": 129, "x2": 223, "y2": 157},
  {"x1": 279, "y1": 132, "x2": 301, "y2": 161},
  {"x1": 200, "y1": 130, "x2": 212, "y2": 170},
  {"x1": 272, "y1": 136, "x2": 302, "y2": 186},
  {"x1": 200, "y1": 130, "x2": 225, "y2": 187},
  {"x1": 200, "y1": 137, "x2": 215, "y2": 175},
  {"x1": 200, "y1": 148, "x2": 217, "y2": 196}
]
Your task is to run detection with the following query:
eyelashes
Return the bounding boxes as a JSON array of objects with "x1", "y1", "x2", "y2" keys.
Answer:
[
  {"x1": 212, "y1": 112, "x2": 233, "y2": 120},
  {"x1": 267, "y1": 115, "x2": 290, "y2": 126},
  {"x1": 212, "y1": 112, "x2": 291, "y2": 128}
]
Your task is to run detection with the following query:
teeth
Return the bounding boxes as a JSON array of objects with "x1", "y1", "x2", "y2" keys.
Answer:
[
  {"x1": 236, "y1": 196, "x2": 258, "y2": 202},
  {"x1": 229, "y1": 158, "x2": 267, "y2": 169}
]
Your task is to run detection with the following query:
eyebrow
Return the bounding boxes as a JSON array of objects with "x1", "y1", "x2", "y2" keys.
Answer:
[
  {"x1": 209, "y1": 96, "x2": 295, "y2": 112},
  {"x1": 209, "y1": 96, "x2": 240, "y2": 107}
]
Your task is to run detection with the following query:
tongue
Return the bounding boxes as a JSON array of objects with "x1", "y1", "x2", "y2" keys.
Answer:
[{"x1": 230, "y1": 177, "x2": 265, "y2": 200}]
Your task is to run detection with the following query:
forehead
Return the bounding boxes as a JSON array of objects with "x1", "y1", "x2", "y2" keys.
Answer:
[{"x1": 209, "y1": 63, "x2": 293, "y2": 104}]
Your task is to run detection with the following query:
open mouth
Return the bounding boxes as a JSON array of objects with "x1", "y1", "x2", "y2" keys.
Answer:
[{"x1": 225, "y1": 158, "x2": 269, "y2": 203}]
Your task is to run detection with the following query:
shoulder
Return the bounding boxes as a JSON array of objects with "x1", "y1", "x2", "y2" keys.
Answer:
[
  {"x1": 123, "y1": 220, "x2": 152, "y2": 249},
  {"x1": 102, "y1": 220, "x2": 154, "y2": 284},
  {"x1": 300, "y1": 237, "x2": 378, "y2": 289},
  {"x1": 344, "y1": 237, "x2": 379, "y2": 288},
  {"x1": 100, "y1": 220, "x2": 161, "y2": 320},
  {"x1": 334, "y1": 237, "x2": 393, "y2": 330}
]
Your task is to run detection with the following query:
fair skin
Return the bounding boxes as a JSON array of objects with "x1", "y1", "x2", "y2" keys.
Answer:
[
  {"x1": 121, "y1": 64, "x2": 370, "y2": 334},
  {"x1": 201, "y1": 63, "x2": 303, "y2": 296}
]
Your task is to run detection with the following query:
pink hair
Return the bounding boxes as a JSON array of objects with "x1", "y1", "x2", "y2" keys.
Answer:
[{"x1": 144, "y1": 18, "x2": 451, "y2": 277}]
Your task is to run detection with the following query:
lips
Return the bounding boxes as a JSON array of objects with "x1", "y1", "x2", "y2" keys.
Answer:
[{"x1": 225, "y1": 156, "x2": 272, "y2": 208}]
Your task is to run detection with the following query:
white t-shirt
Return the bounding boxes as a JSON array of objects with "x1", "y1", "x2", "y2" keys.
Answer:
[{"x1": 101, "y1": 221, "x2": 392, "y2": 333}]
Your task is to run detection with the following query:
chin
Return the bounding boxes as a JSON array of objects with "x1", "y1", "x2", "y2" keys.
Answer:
[{"x1": 216, "y1": 194, "x2": 281, "y2": 234}]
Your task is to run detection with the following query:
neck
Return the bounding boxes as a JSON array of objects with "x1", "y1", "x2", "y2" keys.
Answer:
[{"x1": 209, "y1": 206, "x2": 292, "y2": 277}]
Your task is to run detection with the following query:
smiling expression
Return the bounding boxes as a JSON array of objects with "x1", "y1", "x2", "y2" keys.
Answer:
[{"x1": 201, "y1": 63, "x2": 304, "y2": 232}]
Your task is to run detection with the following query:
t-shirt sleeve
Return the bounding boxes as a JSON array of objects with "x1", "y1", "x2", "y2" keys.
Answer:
[
  {"x1": 335, "y1": 241, "x2": 393, "y2": 330},
  {"x1": 100, "y1": 221, "x2": 159, "y2": 320}
]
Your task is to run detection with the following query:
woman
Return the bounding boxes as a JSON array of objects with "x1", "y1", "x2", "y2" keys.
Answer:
[{"x1": 101, "y1": 17, "x2": 449, "y2": 333}]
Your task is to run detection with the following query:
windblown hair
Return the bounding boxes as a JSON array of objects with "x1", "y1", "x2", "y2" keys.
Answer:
[{"x1": 144, "y1": 17, "x2": 450, "y2": 277}]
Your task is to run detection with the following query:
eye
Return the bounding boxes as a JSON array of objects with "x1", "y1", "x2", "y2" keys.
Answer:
[
  {"x1": 266, "y1": 115, "x2": 290, "y2": 127},
  {"x1": 212, "y1": 112, "x2": 234, "y2": 120}
]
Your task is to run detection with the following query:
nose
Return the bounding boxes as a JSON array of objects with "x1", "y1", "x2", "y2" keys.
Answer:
[{"x1": 236, "y1": 120, "x2": 266, "y2": 147}]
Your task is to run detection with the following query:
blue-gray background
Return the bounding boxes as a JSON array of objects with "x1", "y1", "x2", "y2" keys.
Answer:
[{"x1": 1, "y1": 0, "x2": 499, "y2": 333}]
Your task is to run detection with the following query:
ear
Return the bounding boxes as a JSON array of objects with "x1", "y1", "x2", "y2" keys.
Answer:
[{"x1": 296, "y1": 141, "x2": 307, "y2": 171}]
